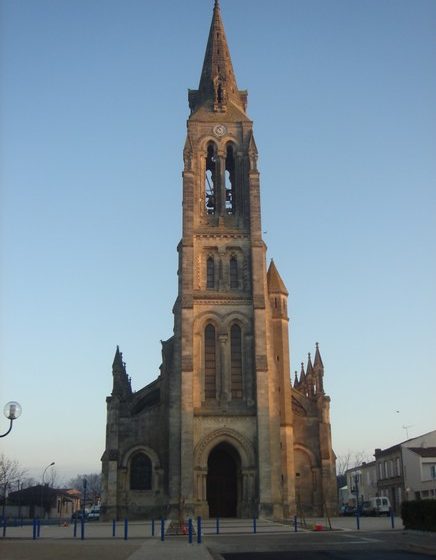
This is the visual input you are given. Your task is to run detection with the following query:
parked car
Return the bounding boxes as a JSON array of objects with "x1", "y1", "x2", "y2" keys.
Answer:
[
  {"x1": 71, "y1": 510, "x2": 88, "y2": 521},
  {"x1": 87, "y1": 506, "x2": 101, "y2": 521},
  {"x1": 340, "y1": 504, "x2": 357, "y2": 516},
  {"x1": 361, "y1": 497, "x2": 391, "y2": 516}
]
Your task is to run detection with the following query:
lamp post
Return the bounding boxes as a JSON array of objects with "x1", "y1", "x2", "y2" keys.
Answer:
[
  {"x1": 353, "y1": 470, "x2": 361, "y2": 529},
  {"x1": 0, "y1": 402, "x2": 22, "y2": 438},
  {"x1": 41, "y1": 462, "x2": 55, "y2": 519}
]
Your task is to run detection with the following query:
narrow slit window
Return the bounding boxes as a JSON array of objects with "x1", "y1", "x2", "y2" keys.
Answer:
[
  {"x1": 204, "y1": 324, "x2": 217, "y2": 399},
  {"x1": 231, "y1": 324, "x2": 243, "y2": 399},
  {"x1": 230, "y1": 256, "x2": 238, "y2": 288},
  {"x1": 206, "y1": 257, "x2": 215, "y2": 289}
]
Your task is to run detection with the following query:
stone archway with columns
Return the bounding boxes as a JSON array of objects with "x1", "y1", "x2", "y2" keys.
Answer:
[{"x1": 193, "y1": 427, "x2": 257, "y2": 518}]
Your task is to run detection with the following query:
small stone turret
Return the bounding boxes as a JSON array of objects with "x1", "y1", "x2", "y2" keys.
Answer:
[{"x1": 112, "y1": 346, "x2": 132, "y2": 399}]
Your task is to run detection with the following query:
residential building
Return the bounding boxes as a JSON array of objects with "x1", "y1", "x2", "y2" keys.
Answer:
[
  {"x1": 375, "y1": 429, "x2": 436, "y2": 513},
  {"x1": 402, "y1": 446, "x2": 436, "y2": 501}
]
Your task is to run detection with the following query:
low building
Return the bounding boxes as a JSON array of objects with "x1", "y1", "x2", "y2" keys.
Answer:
[
  {"x1": 344, "y1": 461, "x2": 377, "y2": 506},
  {"x1": 6, "y1": 485, "x2": 80, "y2": 520}
]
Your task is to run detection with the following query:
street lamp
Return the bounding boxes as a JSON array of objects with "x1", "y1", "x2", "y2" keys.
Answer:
[
  {"x1": 353, "y1": 470, "x2": 361, "y2": 529},
  {"x1": 0, "y1": 402, "x2": 22, "y2": 438},
  {"x1": 41, "y1": 462, "x2": 55, "y2": 519}
]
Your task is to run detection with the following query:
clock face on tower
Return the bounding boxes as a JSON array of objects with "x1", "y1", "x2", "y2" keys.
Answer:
[{"x1": 213, "y1": 124, "x2": 227, "y2": 137}]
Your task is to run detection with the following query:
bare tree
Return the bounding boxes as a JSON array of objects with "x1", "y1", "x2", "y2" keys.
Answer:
[
  {"x1": 0, "y1": 454, "x2": 27, "y2": 491},
  {"x1": 0, "y1": 454, "x2": 27, "y2": 517},
  {"x1": 67, "y1": 473, "x2": 102, "y2": 505},
  {"x1": 336, "y1": 450, "x2": 373, "y2": 476}
]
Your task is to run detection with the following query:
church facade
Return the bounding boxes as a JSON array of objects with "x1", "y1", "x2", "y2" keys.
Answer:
[{"x1": 101, "y1": 1, "x2": 337, "y2": 521}]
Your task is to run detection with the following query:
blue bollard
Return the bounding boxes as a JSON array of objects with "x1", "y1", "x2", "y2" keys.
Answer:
[
  {"x1": 253, "y1": 517, "x2": 257, "y2": 533},
  {"x1": 151, "y1": 518, "x2": 155, "y2": 537},
  {"x1": 216, "y1": 516, "x2": 220, "y2": 534},
  {"x1": 188, "y1": 518, "x2": 193, "y2": 544},
  {"x1": 197, "y1": 516, "x2": 202, "y2": 544},
  {"x1": 80, "y1": 517, "x2": 85, "y2": 540},
  {"x1": 32, "y1": 518, "x2": 37, "y2": 540},
  {"x1": 124, "y1": 518, "x2": 128, "y2": 540},
  {"x1": 356, "y1": 511, "x2": 360, "y2": 530},
  {"x1": 112, "y1": 519, "x2": 116, "y2": 537},
  {"x1": 294, "y1": 515, "x2": 298, "y2": 532},
  {"x1": 390, "y1": 510, "x2": 395, "y2": 529},
  {"x1": 2, "y1": 517, "x2": 6, "y2": 538},
  {"x1": 73, "y1": 517, "x2": 77, "y2": 538},
  {"x1": 160, "y1": 518, "x2": 165, "y2": 541}
]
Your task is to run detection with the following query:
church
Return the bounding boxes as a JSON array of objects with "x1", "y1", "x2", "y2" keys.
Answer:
[{"x1": 101, "y1": 1, "x2": 337, "y2": 521}]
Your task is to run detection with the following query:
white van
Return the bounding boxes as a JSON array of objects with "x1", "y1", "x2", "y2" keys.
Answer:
[{"x1": 362, "y1": 497, "x2": 391, "y2": 516}]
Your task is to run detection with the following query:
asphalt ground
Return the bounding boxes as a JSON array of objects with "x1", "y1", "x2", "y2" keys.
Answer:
[{"x1": 1, "y1": 518, "x2": 435, "y2": 560}]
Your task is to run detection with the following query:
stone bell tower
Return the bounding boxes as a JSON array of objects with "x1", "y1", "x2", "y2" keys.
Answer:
[
  {"x1": 168, "y1": 0, "x2": 298, "y2": 519},
  {"x1": 101, "y1": 0, "x2": 337, "y2": 522}
]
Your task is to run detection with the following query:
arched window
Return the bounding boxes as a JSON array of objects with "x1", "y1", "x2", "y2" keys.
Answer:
[
  {"x1": 204, "y1": 324, "x2": 217, "y2": 399},
  {"x1": 205, "y1": 143, "x2": 217, "y2": 214},
  {"x1": 207, "y1": 257, "x2": 215, "y2": 289},
  {"x1": 230, "y1": 324, "x2": 243, "y2": 399},
  {"x1": 130, "y1": 453, "x2": 152, "y2": 490},
  {"x1": 225, "y1": 144, "x2": 236, "y2": 214},
  {"x1": 229, "y1": 256, "x2": 238, "y2": 288}
]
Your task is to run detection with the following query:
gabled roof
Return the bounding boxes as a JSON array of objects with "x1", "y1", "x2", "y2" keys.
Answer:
[{"x1": 408, "y1": 447, "x2": 436, "y2": 458}]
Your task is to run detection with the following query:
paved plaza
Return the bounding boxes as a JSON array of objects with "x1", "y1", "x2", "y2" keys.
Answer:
[{"x1": 1, "y1": 517, "x2": 435, "y2": 560}]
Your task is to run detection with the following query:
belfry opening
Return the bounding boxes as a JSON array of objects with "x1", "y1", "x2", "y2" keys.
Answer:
[{"x1": 207, "y1": 442, "x2": 240, "y2": 518}]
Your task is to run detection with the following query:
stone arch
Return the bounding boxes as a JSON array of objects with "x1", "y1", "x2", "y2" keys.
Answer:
[
  {"x1": 293, "y1": 444, "x2": 317, "y2": 515},
  {"x1": 194, "y1": 428, "x2": 256, "y2": 518},
  {"x1": 121, "y1": 445, "x2": 162, "y2": 493},
  {"x1": 198, "y1": 135, "x2": 237, "y2": 152},
  {"x1": 194, "y1": 428, "x2": 255, "y2": 470}
]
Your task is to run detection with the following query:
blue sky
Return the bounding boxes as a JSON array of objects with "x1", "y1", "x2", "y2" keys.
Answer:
[{"x1": 1, "y1": 0, "x2": 435, "y2": 483}]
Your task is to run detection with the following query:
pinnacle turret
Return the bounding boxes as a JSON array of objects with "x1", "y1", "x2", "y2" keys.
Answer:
[
  {"x1": 267, "y1": 260, "x2": 289, "y2": 295},
  {"x1": 313, "y1": 342, "x2": 324, "y2": 371},
  {"x1": 112, "y1": 345, "x2": 132, "y2": 399}
]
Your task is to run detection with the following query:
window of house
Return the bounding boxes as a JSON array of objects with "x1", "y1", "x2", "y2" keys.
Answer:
[
  {"x1": 230, "y1": 324, "x2": 242, "y2": 399},
  {"x1": 130, "y1": 453, "x2": 152, "y2": 490},
  {"x1": 207, "y1": 257, "x2": 215, "y2": 289},
  {"x1": 396, "y1": 458, "x2": 401, "y2": 477},
  {"x1": 431, "y1": 465, "x2": 436, "y2": 479},
  {"x1": 204, "y1": 324, "x2": 217, "y2": 399}
]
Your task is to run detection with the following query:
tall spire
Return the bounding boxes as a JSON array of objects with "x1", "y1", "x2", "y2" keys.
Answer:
[{"x1": 189, "y1": 1, "x2": 247, "y2": 114}]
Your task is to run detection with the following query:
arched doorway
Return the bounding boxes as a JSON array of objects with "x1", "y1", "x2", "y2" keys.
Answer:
[
  {"x1": 294, "y1": 448, "x2": 314, "y2": 515},
  {"x1": 207, "y1": 442, "x2": 239, "y2": 517}
]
